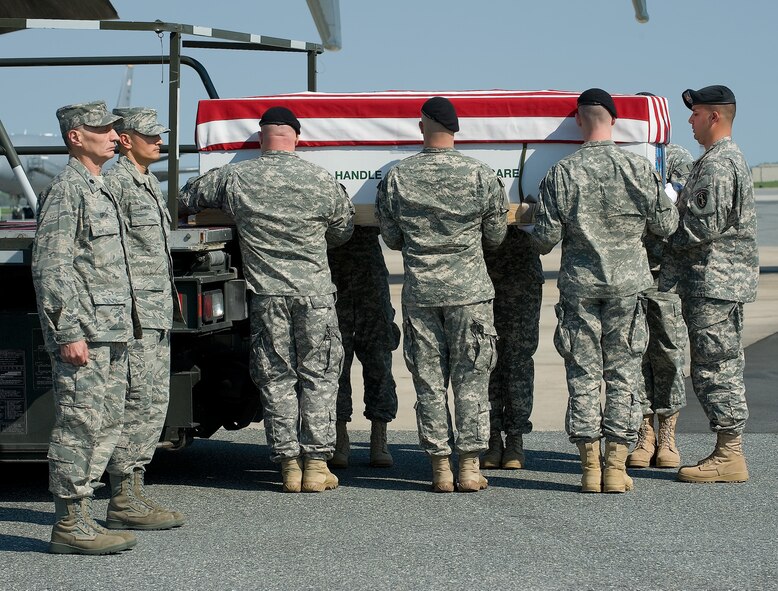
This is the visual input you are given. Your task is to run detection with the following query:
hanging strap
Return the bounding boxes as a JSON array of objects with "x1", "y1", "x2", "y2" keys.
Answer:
[{"x1": 517, "y1": 142, "x2": 528, "y2": 203}]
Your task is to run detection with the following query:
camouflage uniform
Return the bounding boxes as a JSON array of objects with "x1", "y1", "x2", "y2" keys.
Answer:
[
  {"x1": 179, "y1": 150, "x2": 354, "y2": 461},
  {"x1": 533, "y1": 140, "x2": 678, "y2": 445},
  {"x1": 104, "y1": 153, "x2": 182, "y2": 475},
  {"x1": 484, "y1": 226, "x2": 543, "y2": 436},
  {"x1": 376, "y1": 147, "x2": 508, "y2": 456},
  {"x1": 660, "y1": 137, "x2": 758, "y2": 435},
  {"x1": 327, "y1": 226, "x2": 399, "y2": 424},
  {"x1": 639, "y1": 143, "x2": 694, "y2": 416},
  {"x1": 32, "y1": 158, "x2": 137, "y2": 499}
]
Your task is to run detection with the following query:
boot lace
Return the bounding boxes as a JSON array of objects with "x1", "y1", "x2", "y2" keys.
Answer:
[{"x1": 657, "y1": 420, "x2": 675, "y2": 450}]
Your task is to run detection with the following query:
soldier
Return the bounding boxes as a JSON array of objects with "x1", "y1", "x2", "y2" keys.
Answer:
[
  {"x1": 532, "y1": 89, "x2": 678, "y2": 493},
  {"x1": 179, "y1": 106, "x2": 354, "y2": 493},
  {"x1": 482, "y1": 225, "x2": 543, "y2": 470},
  {"x1": 102, "y1": 107, "x2": 184, "y2": 529},
  {"x1": 32, "y1": 101, "x2": 139, "y2": 554},
  {"x1": 660, "y1": 85, "x2": 758, "y2": 483},
  {"x1": 628, "y1": 131, "x2": 694, "y2": 470},
  {"x1": 327, "y1": 227, "x2": 400, "y2": 469},
  {"x1": 376, "y1": 96, "x2": 508, "y2": 493}
]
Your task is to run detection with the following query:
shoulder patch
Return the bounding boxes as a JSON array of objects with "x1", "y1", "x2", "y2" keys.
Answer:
[{"x1": 694, "y1": 189, "x2": 708, "y2": 209}]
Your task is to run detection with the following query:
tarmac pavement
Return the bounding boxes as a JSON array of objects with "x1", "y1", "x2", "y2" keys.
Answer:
[{"x1": 1, "y1": 429, "x2": 776, "y2": 590}]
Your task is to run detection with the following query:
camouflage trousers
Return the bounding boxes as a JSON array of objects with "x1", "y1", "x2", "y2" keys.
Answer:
[
  {"x1": 554, "y1": 295, "x2": 646, "y2": 445},
  {"x1": 249, "y1": 294, "x2": 342, "y2": 462},
  {"x1": 639, "y1": 287, "x2": 687, "y2": 417},
  {"x1": 682, "y1": 297, "x2": 748, "y2": 435},
  {"x1": 488, "y1": 282, "x2": 542, "y2": 436},
  {"x1": 107, "y1": 329, "x2": 170, "y2": 476},
  {"x1": 329, "y1": 230, "x2": 400, "y2": 423},
  {"x1": 48, "y1": 342, "x2": 128, "y2": 499},
  {"x1": 402, "y1": 300, "x2": 496, "y2": 456}
]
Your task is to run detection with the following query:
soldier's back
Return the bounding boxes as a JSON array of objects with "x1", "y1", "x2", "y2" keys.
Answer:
[{"x1": 384, "y1": 147, "x2": 500, "y2": 306}]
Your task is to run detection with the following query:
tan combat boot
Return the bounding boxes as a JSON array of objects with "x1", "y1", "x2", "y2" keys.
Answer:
[
  {"x1": 329, "y1": 420, "x2": 350, "y2": 469},
  {"x1": 128, "y1": 469, "x2": 185, "y2": 526},
  {"x1": 302, "y1": 458, "x2": 339, "y2": 492},
  {"x1": 481, "y1": 432, "x2": 504, "y2": 469},
  {"x1": 626, "y1": 414, "x2": 656, "y2": 468},
  {"x1": 502, "y1": 434, "x2": 525, "y2": 469},
  {"x1": 281, "y1": 457, "x2": 304, "y2": 493},
  {"x1": 603, "y1": 441, "x2": 634, "y2": 493},
  {"x1": 430, "y1": 455, "x2": 455, "y2": 493},
  {"x1": 106, "y1": 472, "x2": 180, "y2": 530},
  {"x1": 50, "y1": 497, "x2": 134, "y2": 555},
  {"x1": 677, "y1": 432, "x2": 749, "y2": 483},
  {"x1": 457, "y1": 452, "x2": 488, "y2": 492},
  {"x1": 369, "y1": 421, "x2": 394, "y2": 467},
  {"x1": 655, "y1": 412, "x2": 681, "y2": 468},
  {"x1": 576, "y1": 440, "x2": 602, "y2": 493}
]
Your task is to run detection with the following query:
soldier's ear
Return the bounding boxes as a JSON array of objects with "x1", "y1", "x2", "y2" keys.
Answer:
[
  {"x1": 117, "y1": 132, "x2": 133, "y2": 150},
  {"x1": 66, "y1": 128, "x2": 82, "y2": 147}
]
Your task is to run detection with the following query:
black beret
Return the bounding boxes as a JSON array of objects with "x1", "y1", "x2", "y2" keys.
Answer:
[
  {"x1": 577, "y1": 88, "x2": 618, "y2": 118},
  {"x1": 421, "y1": 96, "x2": 459, "y2": 132},
  {"x1": 682, "y1": 85, "x2": 736, "y2": 110},
  {"x1": 259, "y1": 106, "x2": 301, "y2": 135}
]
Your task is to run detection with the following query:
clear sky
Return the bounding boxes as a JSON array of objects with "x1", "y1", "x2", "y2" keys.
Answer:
[{"x1": 1, "y1": 0, "x2": 774, "y2": 164}]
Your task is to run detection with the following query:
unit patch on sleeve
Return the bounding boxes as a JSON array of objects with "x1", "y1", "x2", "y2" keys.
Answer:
[{"x1": 694, "y1": 189, "x2": 708, "y2": 210}]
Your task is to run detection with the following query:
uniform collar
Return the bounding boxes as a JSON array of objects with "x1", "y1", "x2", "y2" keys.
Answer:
[
  {"x1": 580, "y1": 140, "x2": 616, "y2": 148},
  {"x1": 67, "y1": 157, "x2": 107, "y2": 195},
  {"x1": 117, "y1": 153, "x2": 154, "y2": 189},
  {"x1": 261, "y1": 149, "x2": 299, "y2": 158}
]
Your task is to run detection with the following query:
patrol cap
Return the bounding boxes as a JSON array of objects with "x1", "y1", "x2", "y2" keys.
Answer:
[
  {"x1": 421, "y1": 96, "x2": 459, "y2": 132},
  {"x1": 112, "y1": 107, "x2": 169, "y2": 135},
  {"x1": 682, "y1": 85, "x2": 736, "y2": 110},
  {"x1": 577, "y1": 88, "x2": 618, "y2": 118},
  {"x1": 56, "y1": 101, "x2": 122, "y2": 135},
  {"x1": 259, "y1": 106, "x2": 301, "y2": 135}
]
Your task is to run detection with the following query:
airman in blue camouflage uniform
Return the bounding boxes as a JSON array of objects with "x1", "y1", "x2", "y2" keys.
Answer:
[
  {"x1": 32, "y1": 101, "x2": 139, "y2": 554},
  {"x1": 532, "y1": 89, "x2": 678, "y2": 493},
  {"x1": 376, "y1": 97, "x2": 508, "y2": 493},
  {"x1": 660, "y1": 85, "x2": 758, "y2": 484},
  {"x1": 103, "y1": 107, "x2": 185, "y2": 529},
  {"x1": 327, "y1": 226, "x2": 400, "y2": 469},
  {"x1": 179, "y1": 106, "x2": 354, "y2": 493},
  {"x1": 628, "y1": 139, "x2": 694, "y2": 470}
]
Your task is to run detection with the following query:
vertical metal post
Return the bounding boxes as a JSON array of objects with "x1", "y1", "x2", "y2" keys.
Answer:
[
  {"x1": 167, "y1": 30, "x2": 182, "y2": 225},
  {"x1": 307, "y1": 51, "x2": 317, "y2": 92}
]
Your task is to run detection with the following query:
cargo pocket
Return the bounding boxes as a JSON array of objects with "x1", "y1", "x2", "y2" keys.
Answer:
[
  {"x1": 127, "y1": 341, "x2": 146, "y2": 401},
  {"x1": 87, "y1": 203, "x2": 122, "y2": 267},
  {"x1": 476, "y1": 402, "x2": 490, "y2": 442},
  {"x1": 306, "y1": 295, "x2": 343, "y2": 377},
  {"x1": 402, "y1": 316, "x2": 417, "y2": 372},
  {"x1": 91, "y1": 293, "x2": 129, "y2": 333},
  {"x1": 689, "y1": 302, "x2": 741, "y2": 364},
  {"x1": 323, "y1": 326, "x2": 344, "y2": 377},
  {"x1": 129, "y1": 204, "x2": 162, "y2": 244},
  {"x1": 249, "y1": 323, "x2": 279, "y2": 384},
  {"x1": 553, "y1": 303, "x2": 575, "y2": 361},
  {"x1": 130, "y1": 204, "x2": 159, "y2": 227},
  {"x1": 470, "y1": 319, "x2": 498, "y2": 374},
  {"x1": 628, "y1": 298, "x2": 649, "y2": 356}
]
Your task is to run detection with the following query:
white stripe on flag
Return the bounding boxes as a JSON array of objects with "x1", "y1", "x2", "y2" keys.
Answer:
[{"x1": 197, "y1": 116, "x2": 650, "y2": 150}]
